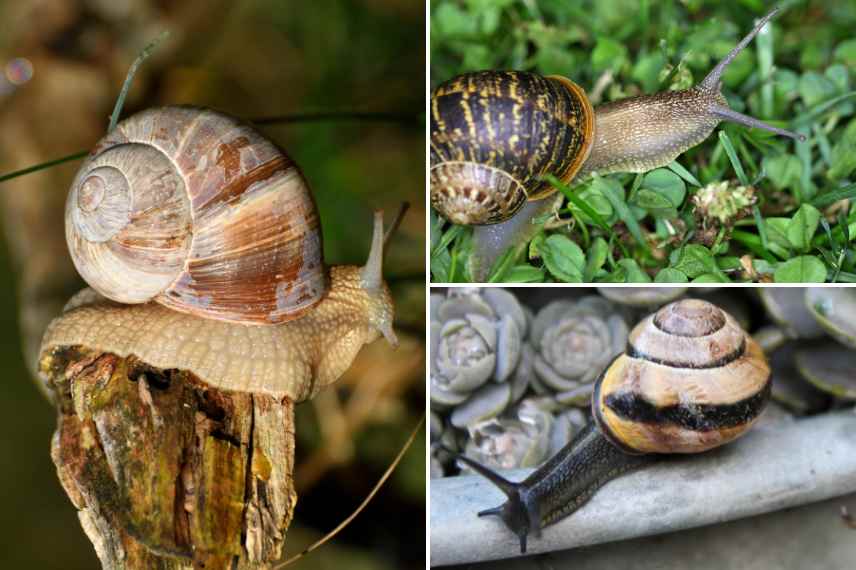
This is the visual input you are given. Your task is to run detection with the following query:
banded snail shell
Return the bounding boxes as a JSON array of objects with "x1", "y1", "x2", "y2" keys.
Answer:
[
  {"x1": 593, "y1": 299, "x2": 771, "y2": 454},
  {"x1": 66, "y1": 106, "x2": 326, "y2": 325},
  {"x1": 429, "y1": 70, "x2": 594, "y2": 225}
]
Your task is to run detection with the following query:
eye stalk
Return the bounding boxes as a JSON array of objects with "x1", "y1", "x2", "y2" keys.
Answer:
[
  {"x1": 359, "y1": 204, "x2": 408, "y2": 348},
  {"x1": 698, "y1": 6, "x2": 805, "y2": 142}
]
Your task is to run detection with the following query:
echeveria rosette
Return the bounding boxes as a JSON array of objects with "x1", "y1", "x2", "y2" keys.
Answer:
[
  {"x1": 531, "y1": 296, "x2": 629, "y2": 405},
  {"x1": 430, "y1": 288, "x2": 530, "y2": 426},
  {"x1": 462, "y1": 399, "x2": 553, "y2": 471}
]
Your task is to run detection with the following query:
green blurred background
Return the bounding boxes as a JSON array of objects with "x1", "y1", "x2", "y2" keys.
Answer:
[
  {"x1": 431, "y1": 0, "x2": 856, "y2": 89},
  {"x1": 0, "y1": 1, "x2": 425, "y2": 568}
]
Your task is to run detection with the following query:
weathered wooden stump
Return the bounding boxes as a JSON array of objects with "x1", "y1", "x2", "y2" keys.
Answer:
[{"x1": 41, "y1": 347, "x2": 296, "y2": 569}]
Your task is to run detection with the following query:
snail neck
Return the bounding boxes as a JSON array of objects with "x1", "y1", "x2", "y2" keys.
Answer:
[
  {"x1": 457, "y1": 422, "x2": 651, "y2": 553},
  {"x1": 578, "y1": 87, "x2": 724, "y2": 178},
  {"x1": 300, "y1": 265, "x2": 394, "y2": 391},
  {"x1": 521, "y1": 422, "x2": 650, "y2": 529}
]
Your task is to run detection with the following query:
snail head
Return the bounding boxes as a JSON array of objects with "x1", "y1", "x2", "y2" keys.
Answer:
[{"x1": 326, "y1": 204, "x2": 408, "y2": 349}]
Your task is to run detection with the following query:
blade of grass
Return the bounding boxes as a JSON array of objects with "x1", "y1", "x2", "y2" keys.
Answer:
[
  {"x1": 109, "y1": 31, "x2": 170, "y2": 132},
  {"x1": 542, "y1": 174, "x2": 611, "y2": 233},
  {"x1": 431, "y1": 225, "x2": 464, "y2": 259},
  {"x1": 812, "y1": 210, "x2": 856, "y2": 247},
  {"x1": 794, "y1": 126, "x2": 813, "y2": 202},
  {"x1": 595, "y1": 176, "x2": 650, "y2": 255},
  {"x1": 0, "y1": 151, "x2": 88, "y2": 184},
  {"x1": 487, "y1": 244, "x2": 524, "y2": 282},
  {"x1": 718, "y1": 131, "x2": 749, "y2": 185},
  {"x1": 792, "y1": 91, "x2": 856, "y2": 127},
  {"x1": 756, "y1": 9, "x2": 774, "y2": 119},
  {"x1": 667, "y1": 160, "x2": 701, "y2": 187},
  {"x1": 752, "y1": 205, "x2": 773, "y2": 257},
  {"x1": 731, "y1": 229, "x2": 776, "y2": 261},
  {"x1": 253, "y1": 111, "x2": 420, "y2": 127},
  {"x1": 813, "y1": 123, "x2": 832, "y2": 167},
  {"x1": 810, "y1": 183, "x2": 856, "y2": 208}
]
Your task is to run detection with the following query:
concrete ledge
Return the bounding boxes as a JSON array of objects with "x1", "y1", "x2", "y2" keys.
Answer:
[{"x1": 430, "y1": 412, "x2": 856, "y2": 566}]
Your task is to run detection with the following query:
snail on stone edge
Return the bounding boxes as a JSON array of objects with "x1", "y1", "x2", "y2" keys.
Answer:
[
  {"x1": 430, "y1": 6, "x2": 804, "y2": 279},
  {"x1": 455, "y1": 299, "x2": 772, "y2": 553}
]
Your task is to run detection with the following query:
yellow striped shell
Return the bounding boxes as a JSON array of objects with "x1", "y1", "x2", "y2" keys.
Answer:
[
  {"x1": 430, "y1": 71, "x2": 594, "y2": 225},
  {"x1": 593, "y1": 299, "x2": 771, "y2": 454},
  {"x1": 66, "y1": 106, "x2": 326, "y2": 325}
]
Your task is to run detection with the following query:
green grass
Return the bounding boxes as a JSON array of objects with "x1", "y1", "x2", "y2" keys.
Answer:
[{"x1": 430, "y1": 0, "x2": 856, "y2": 283}]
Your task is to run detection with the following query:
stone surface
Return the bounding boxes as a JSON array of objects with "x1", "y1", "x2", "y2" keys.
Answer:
[
  {"x1": 430, "y1": 411, "x2": 856, "y2": 566},
  {"x1": 444, "y1": 492, "x2": 856, "y2": 570}
]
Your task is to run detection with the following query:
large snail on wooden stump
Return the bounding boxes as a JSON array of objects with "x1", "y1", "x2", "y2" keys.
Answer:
[
  {"x1": 455, "y1": 299, "x2": 771, "y2": 553},
  {"x1": 430, "y1": 6, "x2": 804, "y2": 279},
  {"x1": 39, "y1": 106, "x2": 401, "y2": 567}
]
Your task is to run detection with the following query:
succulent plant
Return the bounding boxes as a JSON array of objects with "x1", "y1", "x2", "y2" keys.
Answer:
[
  {"x1": 460, "y1": 397, "x2": 589, "y2": 472},
  {"x1": 430, "y1": 288, "x2": 532, "y2": 427},
  {"x1": 763, "y1": 288, "x2": 856, "y2": 405},
  {"x1": 461, "y1": 399, "x2": 554, "y2": 471},
  {"x1": 530, "y1": 296, "x2": 629, "y2": 405},
  {"x1": 597, "y1": 287, "x2": 687, "y2": 308}
]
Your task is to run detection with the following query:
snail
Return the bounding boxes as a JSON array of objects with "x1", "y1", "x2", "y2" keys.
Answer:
[
  {"x1": 46, "y1": 105, "x2": 400, "y2": 399},
  {"x1": 430, "y1": 7, "x2": 804, "y2": 279},
  {"x1": 454, "y1": 299, "x2": 771, "y2": 553},
  {"x1": 38, "y1": 105, "x2": 405, "y2": 565}
]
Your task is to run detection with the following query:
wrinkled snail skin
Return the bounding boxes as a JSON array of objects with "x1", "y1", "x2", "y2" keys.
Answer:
[
  {"x1": 429, "y1": 7, "x2": 804, "y2": 280},
  {"x1": 40, "y1": 262, "x2": 395, "y2": 401},
  {"x1": 455, "y1": 422, "x2": 648, "y2": 554},
  {"x1": 456, "y1": 299, "x2": 771, "y2": 554}
]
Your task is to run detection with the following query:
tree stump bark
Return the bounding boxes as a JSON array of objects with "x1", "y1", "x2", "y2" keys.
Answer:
[{"x1": 40, "y1": 346, "x2": 297, "y2": 569}]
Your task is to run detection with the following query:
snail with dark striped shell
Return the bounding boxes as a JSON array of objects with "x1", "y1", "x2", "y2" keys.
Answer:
[
  {"x1": 455, "y1": 299, "x2": 771, "y2": 553},
  {"x1": 430, "y1": 7, "x2": 804, "y2": 279}
]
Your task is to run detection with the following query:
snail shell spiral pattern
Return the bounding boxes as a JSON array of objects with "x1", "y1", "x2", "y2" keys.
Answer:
[
  {"x1": 66, "y1": 106, "x2": 327, "y2": 325},
  {"x1": 430, "y1": 70, "x2": 594, "y2": 225},
  {"x1": 593, "y1": 299, "x2": 771, "y2": 454}
]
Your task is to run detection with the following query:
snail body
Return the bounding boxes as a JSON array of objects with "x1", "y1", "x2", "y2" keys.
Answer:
[
  {"x1": 429, "y1": 7, "x2": 804, "y2": 278},
  {"x1": 51, "y1": 105, "x2": 398, "y2": 397},
  {"x1": 455, "y1": 299, "x2": 771, "y2": 553}
]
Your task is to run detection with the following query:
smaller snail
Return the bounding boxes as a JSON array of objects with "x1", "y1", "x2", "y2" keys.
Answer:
[
  {"x1": 454, "y1": 299, "x2": 771, "y2": 553},
  {"x1": 430, "y1": 6, "x2": 804, "y2": 279}
]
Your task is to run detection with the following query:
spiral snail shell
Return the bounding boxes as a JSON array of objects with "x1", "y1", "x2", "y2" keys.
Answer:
[
  {"x1": 66, "y1": 105, "x2": 325, "y2": 325},
  {"x1": 430, "y1": 72, "x2": 594, "y2": 225},
  {"x1": 455, "y1": 298, "x2": 771, "y2": 553},
  {"x1": 594, "y1": 298, "x2": 770, "y2": 454}
]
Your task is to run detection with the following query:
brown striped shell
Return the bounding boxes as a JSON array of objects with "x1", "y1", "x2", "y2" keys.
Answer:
[
  {"x1": 593, "y1": 299, "x2": 770, "y2": 454},
  {"x1": 430, "y1": 71, "x2": 594, "y2": 225},
  {"x1": 66, "y1": 106, "x2": 327, "y2": 325}
]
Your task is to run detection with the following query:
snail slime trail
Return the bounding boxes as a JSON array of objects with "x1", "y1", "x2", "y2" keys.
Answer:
[
  {"x1": 453, "y1": 299, "x2": 771, "y2": 553},
  {"x1": 429, "y1": 6, "x2": 804, "y2": 281}
]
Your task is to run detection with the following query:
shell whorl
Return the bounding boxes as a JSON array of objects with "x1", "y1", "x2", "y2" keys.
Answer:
[
  {"x1": 66, "y1": 106, "x2": 327, "y2": 325},
  {"x1": 429, "y1": 70, "x2": 594, "y2": 225},
  {"x1": 593, "y1": 299, "x2": 771, "y2": 454}
]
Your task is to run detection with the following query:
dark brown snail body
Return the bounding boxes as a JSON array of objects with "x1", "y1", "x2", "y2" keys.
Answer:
[
  {"x1": 455, "y1": 299, "x2": 771, "y2": 553},
  {"x1": 429, "y1": 7, "x2": 804, "y2": 279}
]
